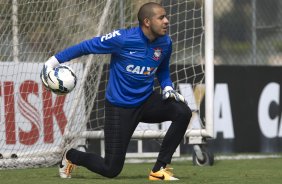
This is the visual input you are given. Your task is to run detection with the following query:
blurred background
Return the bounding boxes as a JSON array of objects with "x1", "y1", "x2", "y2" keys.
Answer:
[
  {"x1": 214, "y1": 0, "x2": 282, "y2": 65},
  {"x1": 1, "y1": 0, "x2": 282, "y2": 65}
]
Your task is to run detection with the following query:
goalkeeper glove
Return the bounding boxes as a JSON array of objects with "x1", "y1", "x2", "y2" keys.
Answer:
[
  {"x1": 40, "y1": 56, "x2": 60, "y2": 89},
  {"x1": 162, "y1": 86, "x2": 186, "y2": 104}
]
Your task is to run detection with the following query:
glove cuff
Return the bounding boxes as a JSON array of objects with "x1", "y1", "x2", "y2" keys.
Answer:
[
  {"x1": 45, "y1": 56, "x2": 60, "y2": 68},
  {"x1": 163, "y1": 86, "x2": 173, "y2": 92}
]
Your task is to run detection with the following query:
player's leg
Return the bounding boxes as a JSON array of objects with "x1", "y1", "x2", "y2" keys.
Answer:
[
  {"x1": 141, "y1": 92, "x2": 192, "y2": 178},
  {"x1": 63, "y1": 100, "x2": 140, "y2": 178}
]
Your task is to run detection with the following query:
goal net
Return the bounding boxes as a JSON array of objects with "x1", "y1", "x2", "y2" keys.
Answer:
[{"x1": 0, "y1": 0, "x2": 211, "y2": 169}]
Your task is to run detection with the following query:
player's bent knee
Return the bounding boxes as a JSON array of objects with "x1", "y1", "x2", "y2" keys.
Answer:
[
  {"x1": 185, "y1": 105, "x2": 192, "y2": 120},
  {"x1": 103, "y1": 167, "x2": 123, "y2": 178},
  {"x1": 176, "y1": 104, "x2": 192, "y2": 122}
]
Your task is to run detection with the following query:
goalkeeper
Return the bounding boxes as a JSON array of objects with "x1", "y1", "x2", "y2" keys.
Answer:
[{"x1": 42, "y1": 2, "x2": 192, "y2": 181}]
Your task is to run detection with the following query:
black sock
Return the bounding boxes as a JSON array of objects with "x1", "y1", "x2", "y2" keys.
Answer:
[{"x1": 152, "y1": 160, "x2": 167, "y2": 172}]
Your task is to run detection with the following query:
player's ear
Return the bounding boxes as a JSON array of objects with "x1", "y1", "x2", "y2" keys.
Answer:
[{"x1": 143, "y1": 18, "x2": 150, "y2": 27}]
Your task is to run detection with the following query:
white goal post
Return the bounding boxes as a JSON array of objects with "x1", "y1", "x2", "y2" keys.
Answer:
[{"x1": 0, "y1": 0, "x2": 213, "y2": 169}]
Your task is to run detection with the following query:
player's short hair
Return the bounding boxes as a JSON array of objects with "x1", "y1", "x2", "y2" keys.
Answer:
[{"x1": 137, "y1": 2, "x2": 163, "y2": 25}]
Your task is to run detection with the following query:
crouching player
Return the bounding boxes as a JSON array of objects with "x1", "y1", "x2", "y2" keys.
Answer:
[{"x1": 41, "y1": 2, "x2": 192, "y2": 181}]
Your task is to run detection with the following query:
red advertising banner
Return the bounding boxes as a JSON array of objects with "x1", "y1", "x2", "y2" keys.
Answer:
[{"x1": 0, "y1": 62, "x2": 85, "y2": 156}]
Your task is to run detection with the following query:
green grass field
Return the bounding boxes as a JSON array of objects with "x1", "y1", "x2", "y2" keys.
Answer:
[{"x1": 0, "y1": 157, "x2": 281, "y2": 184}]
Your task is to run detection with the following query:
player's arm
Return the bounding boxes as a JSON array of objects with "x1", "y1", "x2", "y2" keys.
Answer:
[
  {"x1": 41, "y1": 30, "x2": 124, "y2": 89},
  {"x1": 156, "y1": 40, "x2": 186, "y2": 104},
  {"x1": 156, "y1": 40, "x2": 173, "y2": 90},
  {"x1": 55, "y1": 30, "x2": 123, "y2": 63}
]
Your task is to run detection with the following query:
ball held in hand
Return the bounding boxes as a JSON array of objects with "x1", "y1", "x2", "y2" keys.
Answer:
[{"x1": 46, "y1": 65, "x2": 77, "y2": 95}]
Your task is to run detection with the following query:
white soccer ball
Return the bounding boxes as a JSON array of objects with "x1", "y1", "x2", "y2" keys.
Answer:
[{"x1": 47, "y1": 65, "x2": 77, "y2": 95}]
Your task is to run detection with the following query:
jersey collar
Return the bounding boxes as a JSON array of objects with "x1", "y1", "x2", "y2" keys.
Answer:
[
  {"x1": 138, "y1": 26, "x2": 150, "y2": 43},
  {"x1": 138, "y1": 26, "x2": 166, "y2": 44}
]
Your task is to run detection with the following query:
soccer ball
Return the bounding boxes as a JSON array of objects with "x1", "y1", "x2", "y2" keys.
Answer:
[{"x1": 47, "y1": 65, "x2": 77, "y2": 95}]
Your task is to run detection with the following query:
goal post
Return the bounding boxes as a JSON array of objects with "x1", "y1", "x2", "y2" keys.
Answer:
[
  {"x1": 0, "y1": 0, "x2": 214, "y2": 169},
  {"x1": 204, "y1": 0, "x2": 214, "y2": 139}
]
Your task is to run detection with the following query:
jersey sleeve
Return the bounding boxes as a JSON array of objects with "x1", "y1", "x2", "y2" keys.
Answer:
[
  {"x1": 156, "y1": 39, "x2": 173, "y2": 90},
  {"x1": 55, "y1": 30, "x2": 124, "y2": 63}
]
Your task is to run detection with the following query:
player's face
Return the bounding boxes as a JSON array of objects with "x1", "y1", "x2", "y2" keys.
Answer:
[{"x1": 148, "y1": 7, "x2": 169, "y2": 38}]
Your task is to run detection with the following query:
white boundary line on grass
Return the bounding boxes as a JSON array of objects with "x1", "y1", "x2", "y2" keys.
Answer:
[{"x1": 125, "y1": 154, "x2": 282, "y2": 163}]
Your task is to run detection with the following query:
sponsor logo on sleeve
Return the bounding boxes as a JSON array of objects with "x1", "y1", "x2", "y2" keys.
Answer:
[{"x1": 101, "y1": 30, "x2": 121, "y2": 42}]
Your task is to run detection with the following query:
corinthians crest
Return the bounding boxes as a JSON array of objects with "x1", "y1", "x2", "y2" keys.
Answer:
[{"x1": 153, "y1": 48, "x2": 162, "y2": 61}]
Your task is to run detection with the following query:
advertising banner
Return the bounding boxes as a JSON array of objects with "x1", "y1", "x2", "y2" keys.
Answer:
[
  {"x1": 211, "y1": 65, "x2": 282, "y2": 153},
  {"x1": 0, "y1": 62, "x2": 84, "y2": 156}
]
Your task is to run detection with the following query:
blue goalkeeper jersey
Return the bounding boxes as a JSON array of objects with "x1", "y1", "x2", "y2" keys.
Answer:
[{"x1": 55, "y1": 27, "x2": 173, "y2": 107}]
